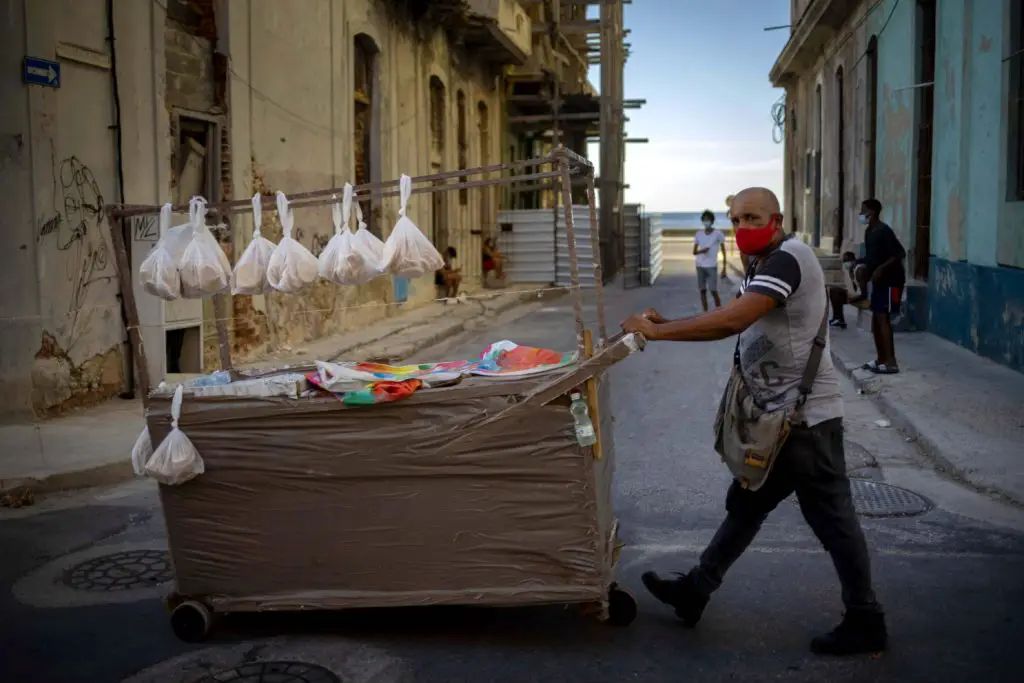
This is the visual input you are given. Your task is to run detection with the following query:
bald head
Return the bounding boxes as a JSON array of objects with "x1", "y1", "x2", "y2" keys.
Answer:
[{"x1": 730, "y1": 187, "x2": 784, "y2": 255}]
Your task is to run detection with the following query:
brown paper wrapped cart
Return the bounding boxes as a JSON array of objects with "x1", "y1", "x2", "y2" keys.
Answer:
[{"x1": 106, "y1": 147, "x2": 644, "y2": 642}]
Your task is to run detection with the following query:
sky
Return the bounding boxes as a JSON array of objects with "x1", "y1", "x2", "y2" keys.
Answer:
[{"x1": 586, "y1": 0, "x2": 791, "y2": 212}]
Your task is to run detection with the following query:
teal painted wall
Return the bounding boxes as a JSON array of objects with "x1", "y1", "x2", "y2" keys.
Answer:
[
  {"x1": 874, "y1": 0, "x2": 917, "y2": 250},
  {"x1": 927, "y1": 0, "x2": 1024, "y2": 373}
]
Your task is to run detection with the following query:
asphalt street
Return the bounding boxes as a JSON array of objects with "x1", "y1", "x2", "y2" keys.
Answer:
[{"x1": 2, "y1": 241, "x2": 1023, "y2": 683}]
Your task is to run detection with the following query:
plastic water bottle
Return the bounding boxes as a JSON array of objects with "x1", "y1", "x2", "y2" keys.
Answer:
[{"x1": 570, "y1": 392, "x2": 597, "y2": 446}]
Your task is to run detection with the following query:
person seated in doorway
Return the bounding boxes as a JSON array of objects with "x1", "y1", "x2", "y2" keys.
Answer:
[
  {"x1": 482, "y1": 237, "x2": 505, "y2": 283},
  {"x1": 435, "y1": 246, "x2": 462, "y2": 301},
  {"x1": 827, "y1": 251, "x2": 870, "y2": 329}
]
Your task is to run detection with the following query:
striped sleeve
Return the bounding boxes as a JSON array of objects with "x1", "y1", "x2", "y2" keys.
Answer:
[{"x1": 745, "y1": 250, "x2": 802, "y2": 303}]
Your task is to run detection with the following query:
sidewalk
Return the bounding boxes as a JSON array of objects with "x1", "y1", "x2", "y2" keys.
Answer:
[
  {"x1": 0, "y1": 285, "x2": 551, "y2": 496},
  {"x1": 828, "y1": 313, "x2": 1024, "y2": 506}
]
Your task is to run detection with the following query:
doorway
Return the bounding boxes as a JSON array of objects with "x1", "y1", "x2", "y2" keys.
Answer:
[
  {"x1": 913, "y1": 0, "x2": 936, "y2": 279},
  {"x1": 813, "y1": 84, "x2": 823, "y2": 247},
  {"x1": 429, "y1": 76, "x2": 448, "y2": 251},
  {"x1": 835, "y1": 67, "x2": 845, "y2": 252}
]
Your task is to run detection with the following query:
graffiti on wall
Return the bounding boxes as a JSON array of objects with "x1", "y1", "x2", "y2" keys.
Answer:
[{"x1": 37, "y1": 152, "x2": 117, "y2": 355}]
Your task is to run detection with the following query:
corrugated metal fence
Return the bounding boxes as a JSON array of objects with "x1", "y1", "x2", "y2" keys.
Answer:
[{"x1": 623, "y1": 204, "x2": 662, "y2": 288}]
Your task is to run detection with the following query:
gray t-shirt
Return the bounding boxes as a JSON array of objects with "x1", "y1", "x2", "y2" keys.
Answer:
[{"x1": 737, "y1": 237, "x2": 843, "y2": 426}]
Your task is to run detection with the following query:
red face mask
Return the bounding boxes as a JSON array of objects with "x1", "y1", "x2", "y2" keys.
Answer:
[{"x1": 735, "y1": 216, "x2": 779, "y2": 255}]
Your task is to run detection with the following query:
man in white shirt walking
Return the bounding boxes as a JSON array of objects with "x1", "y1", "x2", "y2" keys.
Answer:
[{"x1": 694, "y1": 209, "x2": 728, "y2": 311}]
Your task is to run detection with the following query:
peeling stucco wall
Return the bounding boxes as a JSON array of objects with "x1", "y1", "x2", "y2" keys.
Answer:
[
  {"x1": 224, "y1": 0, "x2": 504, "y2": 361},
  {"x1": 783, "y1": 0, "x2": 881, "y2": 254},
  {"x1": 0, "y1": 0, "x2": 131, "y2": 419}
]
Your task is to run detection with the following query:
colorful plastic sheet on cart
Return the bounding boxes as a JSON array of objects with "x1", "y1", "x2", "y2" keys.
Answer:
[{"x1": 471, "y1": 341, "x2": 577, "y2": 378}]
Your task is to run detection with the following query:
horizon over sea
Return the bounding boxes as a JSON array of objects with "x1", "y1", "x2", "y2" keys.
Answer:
[{"x1": 650, "y1": 210, "x2": 732, "y2": 230}]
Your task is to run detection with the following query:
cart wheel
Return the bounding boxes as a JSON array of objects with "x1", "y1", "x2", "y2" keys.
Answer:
[
  {"x1": 606, "y1": 583, "x2": 638, "y2": 627},
  {"x1": 170, "y1": 599, "x2": 213, "y2": 642}
]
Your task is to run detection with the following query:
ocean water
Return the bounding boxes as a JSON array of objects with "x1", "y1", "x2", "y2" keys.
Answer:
[{"x1": 652, "y1": 211, "x2": 731, "y2": 231}]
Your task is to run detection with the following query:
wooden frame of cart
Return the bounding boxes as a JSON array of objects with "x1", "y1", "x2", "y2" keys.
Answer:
[{"x1": 105, "y1": 147, "x2": 643, "y2": 642}]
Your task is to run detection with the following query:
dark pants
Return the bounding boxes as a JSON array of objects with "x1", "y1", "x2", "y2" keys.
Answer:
[{"x1": 693, "y1": 417, "x2": 882, "y2": 613}]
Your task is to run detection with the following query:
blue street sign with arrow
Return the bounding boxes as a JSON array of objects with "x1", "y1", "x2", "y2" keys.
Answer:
[{"x1": 23, "y1": 56, "x2": 61, "y2": 88}]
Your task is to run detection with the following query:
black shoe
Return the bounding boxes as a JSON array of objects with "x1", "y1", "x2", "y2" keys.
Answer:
[
  {"x1": 641, "y1": 571, "x2": 709, "y2": 627},
  {"x1": 829, "y1": 318, "x2": 847, "y2": 329},
  {"x1": 810, "y1": 611, "x2": 888, "y2": 656}
]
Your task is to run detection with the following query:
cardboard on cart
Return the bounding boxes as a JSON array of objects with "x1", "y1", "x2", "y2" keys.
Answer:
[{"x1": 147, "y1": 374, "x2": 617, "y2": 612}]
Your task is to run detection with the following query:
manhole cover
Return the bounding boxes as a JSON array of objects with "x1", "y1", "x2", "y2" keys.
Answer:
[
  {"x1": 196, "y1": 662, "x2": 341, "y2": 683},
  {"x1": 63, "y1": 549, "x2": 173, "y2": 592},
  {"x1": 850, "y1": 479, "x2": 932, "y2": 517}
]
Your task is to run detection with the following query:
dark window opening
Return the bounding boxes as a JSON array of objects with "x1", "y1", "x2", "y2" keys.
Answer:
[
  {"x1": 1009, "y1": 0, "x2": 1024, "y2": 201},
  {"x1": 174, "y1": 115, "x2": 218, "y2": 205},
  {"x1": 457, "y1": 90, "x2": 468, "y2": 205},
  {"x1": 866, "y1": 35, "x2": 879, "y2": 199},
  {"x1": 429, "y1": 76, "x2": 446, "y2": 163},
  {"x1": 914, "y1": 0, "x2": 936, "y2": 279},
  {"x1": 836, "y1": 66, "x2": 845, "y2": 252},
  {"x1": 353, "y1": 34, "x2": 380, "y2": 236},
  {"x1": 478, "y1": 101, "x2": 490, "y2": 232}
]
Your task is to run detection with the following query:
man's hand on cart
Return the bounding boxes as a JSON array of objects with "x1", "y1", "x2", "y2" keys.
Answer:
[
  {"x1": 621, "y1": 313, "x2": 656, "y2": 338},
  {"x1": 641, "y1": 308, "x2": 667, "y2": 324}
]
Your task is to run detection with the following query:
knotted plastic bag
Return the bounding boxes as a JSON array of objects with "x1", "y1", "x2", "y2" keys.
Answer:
[
  {"x1": 231, "y1": 192, "x2": 278, "y2": 295},
  {"x1": 266, "y1": 191, "x2": 319, "y2": 293},
  {"x1": 380, "y1": 174, "x2": 444, "y2": 278},
  {"x1": 144, "y1": 385, "x2": 205, "y2": 486},
  {"x1": 139, "y1": 204, "x2": 183, "y2": 301},
  {"x1": 131, "y1": 426, "x2": 153, "y2": 476},
  {"x1": 317, "y1": 187, "x2": 355, "y2": 285},
  {"x1": 335, "y1": 184, "x2": 382, "y2": 285},
  {"x1": 178, "y1": 197, "x2": 232, "y2": 297},
  {"x1": 352, "y1": 193, "x2": 385, "y2": 262}
]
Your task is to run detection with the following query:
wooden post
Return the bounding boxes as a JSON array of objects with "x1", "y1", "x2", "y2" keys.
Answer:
[
  {"x1": 556, "y1": 148, "x2": 586, "y2": 356},
  {"x1": 107, "y1": 214, "x2": 152, "y2": 405},
  {"x1": 213, "y1": 294, "x2": 233, "y2": 372},
  {"x1": 583, "y1": 329, "x2": 603, "y2": 460},
  {"x1": 585, "y1": 173, "x2": 608, "y2": 345}
]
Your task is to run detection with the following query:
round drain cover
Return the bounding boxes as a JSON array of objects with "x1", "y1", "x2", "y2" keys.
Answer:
[
  {"x1": 850, "y1": 479, "x2": 932, "y2": 517},
  {"x1": 196, "y1": 662, "x2": 340, "y2": 683},
  {"x1": 63, "y1": 549, "x2": 173, "y2": 592}
]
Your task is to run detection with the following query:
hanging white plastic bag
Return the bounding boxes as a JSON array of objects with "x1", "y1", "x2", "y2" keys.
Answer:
[
  {"x1": 334, "y1": 184, "x2": 382, "y2": 285},
  {"x1": 231, "y1": 193, "x2": 277, "y2": 295},
  {"x1": 139, "y1": 204, "x2": 182, "y2": 301},
  {"x1": 380, "y1": 174, "x2": 444, "y2": 278},
  {"x1": 131, "y1": 426, "x2": 153, "y2": 476},
  {"x1": 266, "y1": 191, "x2": 319, "y2": 293},
  {"x1": 144, "y1": 385, "x2": 205, "y2": 485},
  {"x1": 178, "y1": 197, "x2": 232, "y2": 297},
  {"x1": 352, "y1": 192, "x2": 385, "y2": 261},
  {"x1": 317, "y1": 188, "x2": 355, "y2": 285}
]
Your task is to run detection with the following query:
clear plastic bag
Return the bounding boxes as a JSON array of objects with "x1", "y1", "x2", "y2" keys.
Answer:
[
  {"x1": 266, "y1": 191, "x2": 319, "y2": 293},
  {"x1": 352, "y1": 192, "x2": 385, "y2": 261},
  {"x1": 232, "y1": 192, "x2": 278, "y2": 295},
  {"x1": 380, "y1": 174, "x2": 444, "y2": 278},
  {"x1": 178, "y1": 197, "x2": 232, "y2": 298},
  {"x1": 317, "y1": 186, "x2": 355, "y2": 285},
  {"x1": 139, "y1": 204, "x2": 182, "y2": 301},
  {"x1": 131, "y1": 426, "x2": 153, "y2": 476},
  {"x1": 333, "y1": 183, "x2": 382, "y2": 285},
  {"x1": 143, "y1": 385, "x2": 205, "y2": 486}
]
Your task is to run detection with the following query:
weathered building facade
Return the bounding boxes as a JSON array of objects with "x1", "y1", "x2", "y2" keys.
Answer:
[
  {"x1": 0, "y1": 0, "x2": 536, "y2": 419},
  {"x1": 772, "y1": 0, "x2": 1024, "y2": 373}
]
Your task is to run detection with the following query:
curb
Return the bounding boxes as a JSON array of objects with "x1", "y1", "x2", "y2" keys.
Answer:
[
  {"x1": 830, "y1": 350, "x2": 1024, "y2": 508},
  {"x1": 1, "y1": 290, "x2": 554, "y2": 499}
]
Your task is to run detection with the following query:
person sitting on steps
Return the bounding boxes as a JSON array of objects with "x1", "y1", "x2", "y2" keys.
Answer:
[
  {"x1": 435, "y1": 246, "x2": 462, "y2": 301},
  {"x1": 482, "y1": 237, "x2": 505, "y2": 284},
  {"x1": 828, "y1": 251, "x2": 870, "y2": 329}
]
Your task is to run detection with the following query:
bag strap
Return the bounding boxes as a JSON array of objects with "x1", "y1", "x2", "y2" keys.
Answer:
[{"x1": 795, "y1": 294, "x2": 829, "y2": 408}]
